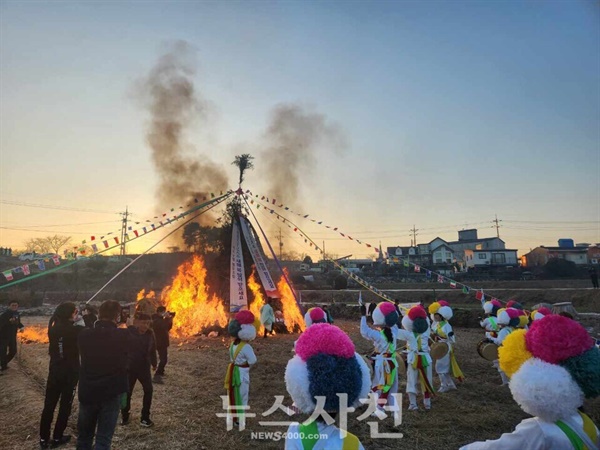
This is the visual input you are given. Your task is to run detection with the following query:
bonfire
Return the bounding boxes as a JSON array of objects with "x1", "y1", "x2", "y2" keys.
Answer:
[{"x1": 136, "y1": 254, "x2": 304, "y2": 338}]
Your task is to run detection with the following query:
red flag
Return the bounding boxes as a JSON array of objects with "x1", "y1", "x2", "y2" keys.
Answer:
[
  {"x1": 475, "y1": 290, "x2": 485, "y2": 301},
  {"x1": 272, "y1": 198, "x2": 276, "y2": 204},
  {"x1": 114, "y1": 237, "x2": 119, "y2": 244},
  {"x1": 414, "y1": 265, "x2": 420, "y2": 272},
  {"x1": 103, "y1": 240, "x2": 109, "y2": 249},
  {"x1": 22, "y1": 265, "x2": 30, "y2": 276},
  {"x1": 52, "y1": 255, "x2": 60, "y2": 265},
  {"x1": 91, "y1": 236, "x2": 95, "y2": 241},
  {"x1": 133, "y1": 230, "x2": 139, "y2": 237}
]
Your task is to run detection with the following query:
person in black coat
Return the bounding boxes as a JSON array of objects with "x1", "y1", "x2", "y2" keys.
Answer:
[
  {"x1": 121, "y1": 313, "x2": 157, "y2": 427},
  {"x1": 39, "y1": 302, "x2": 85, "y2": 449},
  {"x1": 76, "y1": 300, "x2": 129, "y2": 450},
  {"x1": 82, "y1": 306, "x2": 97, "y2": 329},
  {"x1": 151, "y1": 306, "x2": 173, "y2": 380},
  {"x1": 0, "y1": 300, "x2": 24, "y2": 371}
]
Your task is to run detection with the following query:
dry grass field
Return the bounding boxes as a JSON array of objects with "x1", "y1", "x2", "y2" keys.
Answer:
[{"x1": 1, "y1": 318, "x2": 599, "y2": 450}]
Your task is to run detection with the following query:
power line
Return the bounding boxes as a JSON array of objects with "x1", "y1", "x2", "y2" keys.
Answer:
[
  {"x1": 504, "y1": 219, "x2": 599, "y2": 224},
  {"x1": 1, "y1": 199, "x2": 117, "y2": 214},
  {"x1": 0, "y1": 220, "x2": 120, "y2": 229},
  {"x1": 0, "y1": 226, "x2": 109, "y2": 235}
]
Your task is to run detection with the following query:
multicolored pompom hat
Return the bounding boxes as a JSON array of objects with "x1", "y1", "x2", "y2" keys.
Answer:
[
  {"x1": 529, "y1": 307, "x2": 552, "y2": 322},
  {"x1": 304, "y1": 307, "x2": 327, "y2": 327},
  {"x1": 285, "y1": 323, "x2": 371, "y2": 413},
  {"x1": 497, "y1": 307, "x2": 522, "y2": 327},
  {"x1": 401, "y1": 305, "x2": 429, "y2": 334},
  {"x1": 372, "y1": 302, "x2": 399, "y2": 327},
  {"x1": 483, "y1": 299, "x2": 502, "y2": 315},
  {"x1": 428, "y1": 300, "x2": 453, "y2": 320},
  {"x1": 227, "y1": 310, "x2": 259, "y2": 341},
  {"x1": 498, "y1": 315, "x2": 600, "y2": 422}
]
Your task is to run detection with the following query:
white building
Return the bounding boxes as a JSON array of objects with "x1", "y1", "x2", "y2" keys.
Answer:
[{"x1": 464, "y1": 249, "x2": 519, "y2": 268}]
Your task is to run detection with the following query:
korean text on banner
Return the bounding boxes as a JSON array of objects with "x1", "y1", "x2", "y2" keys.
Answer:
[
  {"x1": 239, "y1": 216, "x2": 279, "y2": 298},
  {"x1": 230, "y1": 221, "x2": 248, "y2": 313}
]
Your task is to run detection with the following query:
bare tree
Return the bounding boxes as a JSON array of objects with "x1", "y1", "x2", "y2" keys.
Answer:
[
  {"x1": 24, "y1": 238, "x2": 50, "y2": 253},
  {"x1": 45, "y1": 235, "x2": 72, "y2": 254}
]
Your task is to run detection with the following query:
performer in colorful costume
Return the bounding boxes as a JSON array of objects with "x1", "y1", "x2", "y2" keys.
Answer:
[
  {"x1": 400, "y1": 305, "x2": 435, "y2": 411},
  {"x1": 480, "y1": 300, "x2": 502, "y2": 338},
  {"x1": 285, "y1": 323, "x2": 370, "y2": 449},
  {"x1": 224, "y1": 310, "x2": 258, "y2": 428},
  {"x1": 529, "y1": 307, "x2": 552, "y2": 323},
  {"x1": 359, "y1": 301, "x2": 400, "y2": 409},
  {"x1": 429, "y1": 301, "x2": 464, "y2": 392},
  {"x1": 461, "y1": 315, "x2": 600, "y2": 449},
  {"x1": 489, "y1": 307, "x2": 521, "y2": 385}
]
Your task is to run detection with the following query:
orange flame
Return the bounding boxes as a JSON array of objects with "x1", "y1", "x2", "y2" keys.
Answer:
[
  {"x1": 277, "y1": 268, "x2": 305, "y2": 333},
  {"x1": 137, "y1": 289, "x2": 156, "y2": 301},
  {"x1": 248, "y1": 269, "x2": 265, "y2": 334},
  {"x1": 136, "y1": 289, "x2": 159, "y2": 316},
  {"x1": 162, "y1": 254, "x2": 228, "y2": 338},
  {"x1": 19, "y1": 325, "x2": 49, "y2": 344}
]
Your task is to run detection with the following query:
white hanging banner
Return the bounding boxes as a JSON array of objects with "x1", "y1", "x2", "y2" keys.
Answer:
[
  {"x1": 230, "y1": 221, "x2": 248, "y2": 313},
  {"x1": 239, "y1": 215, "x2": 280, "y2": 298}
]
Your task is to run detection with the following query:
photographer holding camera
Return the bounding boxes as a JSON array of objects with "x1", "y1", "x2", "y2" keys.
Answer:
[{"x1": 151, "y1": 306, "x2": 174, "y2": 382}]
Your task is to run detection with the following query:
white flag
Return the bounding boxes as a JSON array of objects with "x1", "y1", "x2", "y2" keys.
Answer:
[
  {"x1": 229, "y1": 221, "x2": 248, "y2": 313},
  {"x1": 239, "y1": 216, "x2": 279, "y2": 298}
]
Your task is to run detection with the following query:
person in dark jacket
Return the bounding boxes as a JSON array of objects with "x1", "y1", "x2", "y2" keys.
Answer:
[
  {"x1": 76, "y1": 300, "x2": 129, "y2": 450},
  {"x1": 322, "y1": 305, "x2": 334, "y2": 324},
  {"x1": 0, "y1": 300, "x2": 24, "y2": 371},
  {"x1": 367, "y1": 302, "x2": 377, "y2": 324},
  {"x1": 121, "y1": 313, "x2": 157, "y2": 427},
  {"x1": 39, "y1": 302, "x2": 85, "y2": 449},
  {"x1": 151, "y1": 306, "x2": 173, "y2": 381},
  {"x1": 82, "y1": 306, "x2": 97, "y2": 329},
  {"x1": 393, "y1": 299, "x2": 404, "y2": 327}
]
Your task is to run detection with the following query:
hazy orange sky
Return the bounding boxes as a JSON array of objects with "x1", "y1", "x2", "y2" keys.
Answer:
[{"x1": 1, "y1": 1, "x2": 598, "y2": 261}]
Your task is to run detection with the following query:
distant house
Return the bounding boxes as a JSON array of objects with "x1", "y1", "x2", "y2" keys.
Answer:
[
  {"x1": 431, "y1": 244, "x2": 454, "y2": 265},
  {"x1": 386, "y1": 246, "x2": 431, "y2": 266},
  {"x1": 464, "y1": 249, "x2": 519, "y2": 268},
  {"x1": 587, "y1": 245, "x2": 600, "y2": 265},
  {"x1": 446, "y1": 229, "x2": 506, "y2": 262},
  {"x1": 388, "y1": 228, "x2": 517, "y2": 270},
  {"x1": 522, "y1": 240, "x2": 590, "y2": 267}
]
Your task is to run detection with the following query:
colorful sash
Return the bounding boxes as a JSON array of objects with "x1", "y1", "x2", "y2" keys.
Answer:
[
  {"x1": 434, "y1": 322, "x2": 465, "y2": 382},
  {"x1": 556, "y1": 412, "x2": 599, "y2": 450},
  {"x1": 375, "y1": 330, "x2": 397, "y2": 396},
  {"x1": 299, "y1": 421, "x2": 360, "y2": 450},
  {"x1": 412, "y1": 333, "x2": 435, "y2": 396},
  {"x1": 224, "y1": 342, "x2": 246, "y2": 418}
]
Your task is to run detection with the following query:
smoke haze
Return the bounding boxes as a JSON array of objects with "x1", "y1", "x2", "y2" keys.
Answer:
[
  {"x1": 261, "y1": 104, "x2": 346, "y2": 207},
  {"x1": 139, "y1": 41, "x2": 229, "y2": 225}
]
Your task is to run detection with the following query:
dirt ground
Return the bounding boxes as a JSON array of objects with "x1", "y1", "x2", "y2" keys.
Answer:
[{"x1": 1, "y1": 318, "x2": 599, "y2": 450}]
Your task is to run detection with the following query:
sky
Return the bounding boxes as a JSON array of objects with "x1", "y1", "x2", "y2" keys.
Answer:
[{"x1": 0, "y1": 0, "x2": 599, "y2": 261}]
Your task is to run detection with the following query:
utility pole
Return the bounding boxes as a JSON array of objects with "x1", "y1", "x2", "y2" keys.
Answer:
[
  {"x1": 119, "y1": 207, "x2": 130, "y2": 256},
  {"x1": 493, "y1": 214, "x2": 502, "y2": 238},
  {"x1": 409, "y1": 225, "x2": 419, "y2": 247}
]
